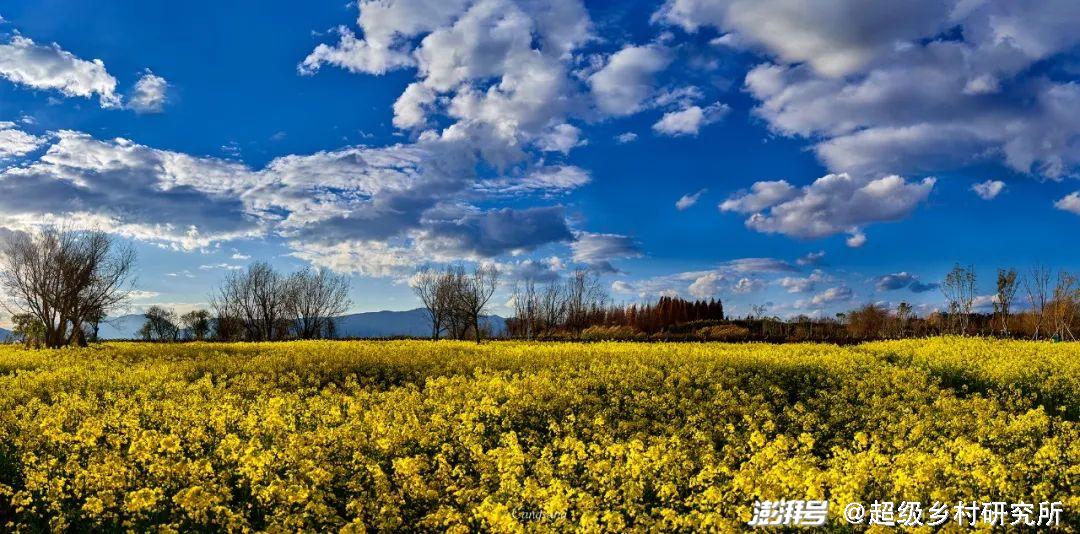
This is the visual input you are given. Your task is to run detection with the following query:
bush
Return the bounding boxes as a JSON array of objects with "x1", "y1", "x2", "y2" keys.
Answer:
[
  {"x1": 580, "y1": 325, "x2": 645, "y2": 341},
  {"x1": 695, "y1": 324, "x2": 751, "y2": 341}
]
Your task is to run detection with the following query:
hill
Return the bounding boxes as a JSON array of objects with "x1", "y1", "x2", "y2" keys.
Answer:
[
  {"x1": 0, "y1": 327, "x2": 10, "y2": 341},
  {"x1": 95, "y1": 309, "x2": 507, "y2": 340}
]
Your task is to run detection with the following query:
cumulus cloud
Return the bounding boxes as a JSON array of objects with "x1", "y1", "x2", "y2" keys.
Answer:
[
  {"x1": 652, "y1": 102, "x2": 729, "y2": 136},
  {"x1": 777, "y1": 270, "x2": 827, "y2": 293},
  {"x1": 675, "y1": 188, "x2": 706, "y2": 210},
  {"x1": 733, "y1": 2, "x2": 1080, "y2": 180},
  {"x1": 806, "y1": 285, "x2": 853, "y2": 306},
  {"x1": 475, "y1": 165, "x2": 591, "y2": 196},
  {"x1": 732, "y1": 277, "x2": 763, "y2": 294},
  {"x1": 0, "y1": 128, "x2": 585, "y2": 275},
  {"x1": 971, "y1": 180, "x2": 1005, "y2": 200},
  {"x1": 304, "y1": 0, "x2": 595, "y2": 167},
  {"x1": 0, "y1": 122, "x2": 46, "y2": 159},
  {"x1": 127, "y1": 70, "x2": 168, "y2": 113},
  {"x1": 0, "y1": 35, "x2": 120, "y2": 107},
  {"x1": 721, "y1": 173, "x2": 935, "y2": 245},
  {"x1": 589, "y1": 44, "x2": 671, "y2": 117},
  {"x1": 1056, "y1": 192, "x2": 1080, "y2": 215},
  {"x1": 615, "y1": 132, "x2": 638, "y2": 144},
  {"x1": 656, "y1": 0, "x2": 951, "y2": 77}
]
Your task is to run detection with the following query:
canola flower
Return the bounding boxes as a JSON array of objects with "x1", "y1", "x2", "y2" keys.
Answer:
[{"x1": 0, "y1": 338, "x2": 1076, "y2": 532}]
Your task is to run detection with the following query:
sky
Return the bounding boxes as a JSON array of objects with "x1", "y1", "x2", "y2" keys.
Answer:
[{"x1": 0, "y1": 0, "x2": 1079, "y2": 325}]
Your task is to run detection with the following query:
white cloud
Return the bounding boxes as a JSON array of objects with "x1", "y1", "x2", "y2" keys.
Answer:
[
  {"x1": 796, "y1": 250, "x2": 825, "y2": 266},
  {"x1": 1056, "y1": 192, "x2": 1080, "y2": 215},
  {"x1": 845, "y1": 230, "x2": 866, "y2": 248},
  {"x1": 0, "y1": 35, "x2": 120, "y2": 107},
  {"x1": 127, "y1": 70, "x2": 168, "y2": 113},
  {"x1": 777, "y1": 270, "x2": 826, "y2": 293},
  {"x1": 652, "y1": 102, "x2": 729, "y2": 136},
  {"x1": 615, "y1": 132, "x2": 638, "y2": 144},
  {"x1": 722, "y1": 173, "x2": 935, "y2": 243},
  {"x1": 732, "y1": 277, "x2": 763, "y2": 294},
  {"x1": 675, "y1": 188, "x2": 706, "y2": 210},
  {"x1": 688, "y1": 272, "x2": 724, "y2": 298},
  {"x1": 801, "y1": 285, "x2": 853, "y2": 307},
  {"x1": 588, "y1": 44, "x2": 671, "y2": 117},
  {"x1": 475, "y1": 165, "x2": 590, "y2": 196},
  {"x1": 570, "y1": 232, "x2": 642, "y2": 263},
  {"x1": 971, "y1": 180, "x2": 1005, "y2": 200},
  {"x1": 719, "y1": 180, "x2": 796, "y2": 213},
  {"x1": 0, "y1": 122, "x2": 46, "y2": 159}
]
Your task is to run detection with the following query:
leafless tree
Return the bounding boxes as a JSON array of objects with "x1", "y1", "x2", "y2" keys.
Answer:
[
  {"x1": 895, "y1": 301, "x2": 913, "y2": 337},
  {"x1": 413, "y1": 266, "x2": 454, "y2": 340},
  {"x1": 1049, "y1": 271, "x2": 1077, "y2": 341},
  {"x1": 564, "y1": 269, "x2": 607, "y2": 337},
  {"x1": 180, "y1": 310, "x2": 212, "y2": 341},
  {"x1": 994, "y1": 268, "x2": 1018, "y2": 336},
  {"x1": 286, "y1": 267, "x2": 351, "y2": 339},
  {"x1": 140, "y1": 305, "x2": 180, "y2": 342},
  {"x1": 1023, "y1": 265, "x2": 1051, "y2": 339},
  {"x1": 538, "y1": 280, "x2": 568, "y2": 337},
  {"x1": 0, "y1": 228, "x2": 135, "y2": 348},
  {"x1": 510, "y1": 277, "x2": 540, "y2": 340},
  {"x1": 941, "y1": 264, "x2": 976, "y2": 334},
  {"x1": 211, "y1": 261, "x2": 290, "y2": 341},
  {"x1": 456, "y1": 264, "x2": 499, "y2": 343}
]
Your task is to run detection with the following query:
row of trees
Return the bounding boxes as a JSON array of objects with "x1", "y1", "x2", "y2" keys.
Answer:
[
  {"x1": 941, "y1": 264, "x2": 1077, "y2": 340},
  {"x1": 204, "y1": 262, "x2": 351, "y2": 342}
]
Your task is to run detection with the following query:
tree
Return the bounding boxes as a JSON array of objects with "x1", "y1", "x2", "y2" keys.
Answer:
[
  {"x1": 895, "y1": 302, "x2": 913, "y2": 337},
  {"x1": 510, "y1": 277, "x2": 540, "y2": 340},
  {"x1": 564, "y1": 269, "x2": 607, "y2": 337},
  {"x1": 11, "y1": 313, "x2": 45, "y2": 349},
  {"x1": 286, "y1": 267, "x2": 351, "y2": 339},
  {"x1": 211, "y1": 262, "x2": 290, "y2": 341},
  {"x1": 455, "y1": 264, "x2": 499, "y2": 343},
  {"x1": 1049, "y1": 271, "x2": 1077, "y2": 341},
  {"x1": 140, "y1": 306, "x2": 180, "y2": 342},
  {"x1": 0, "y1": 228, "x2": 135, "y2": 348},
  {"x1": 1023, "y1": 265, "x2": 1050, "y2": 339},
  {"x1": 994, "y1": 268, "x2": 1018, "y2": 336},
  {"x1": 180, "y1": 310, "x2": 212, "y2": 341},
  {"x1": 847, "y1": 303, "x2": 888, "y2": 339},
  {"x1": 412, "y1": 266, "x2": 455, "y2": 340},
  {"x1": 940, "y1": 264, "x2": 976, "y2": 335}
]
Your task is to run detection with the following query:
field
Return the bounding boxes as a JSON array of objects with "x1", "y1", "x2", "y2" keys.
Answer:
[{"x1": 0, "y1": 339, "x2": 1077, "y2": 532}]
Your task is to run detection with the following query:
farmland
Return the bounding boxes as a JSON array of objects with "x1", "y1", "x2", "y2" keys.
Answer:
[{"x1": 0, "y1": 338, "x2": 1077, "y2": 531}]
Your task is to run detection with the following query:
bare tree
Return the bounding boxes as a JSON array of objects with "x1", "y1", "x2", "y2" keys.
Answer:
[
  {"x1": 140, "y1": 306, "x2": 180, "y2": 342},
  {"x1": 895, "y1": 302, "x2": 913, "y2": 337},
  {"x1": 564, "y1": 269, "x2": 607, "y2": 338},
  {"x1": 413, "y1": 267, "x2": 454, "y2": 340},
  {"x1": 210, "y1": 261, "x2": 290, "y2": 341},
  {"x1": 941, "y1": 264, "x2": 976, "y2": 335},
  {"x1": 286, "y1": 267, "x2": 351, "y2": 339},
  {"x1": 538, "y1": 280, "x2": 567, "y2": 338},
  {"x1": 0, "y1": 228, "x2": 135, "y2": 348},
  {"x1": 1049, "y1": 271, "x2": 1077, "y2": 341},
  {"x1": 510, "y1": 277, "x2": 540, "y2": 340},
  {"x1": 180, "y1": 310, "x2": 212, "y2": 341},
  {"x1": 994, "y1": 268, "x2": 1018, "y2": 337},
  {"x1": 456, "y1": 264, "x2": 499, "y2": 343},
  {"x1": 1023, "y1": 265, "x2": 1051, "y2": 339}
]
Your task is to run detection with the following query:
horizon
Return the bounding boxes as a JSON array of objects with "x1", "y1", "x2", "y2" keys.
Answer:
[{"x1": 1, "y1": 1, "x2": 1079, "y2": 329}]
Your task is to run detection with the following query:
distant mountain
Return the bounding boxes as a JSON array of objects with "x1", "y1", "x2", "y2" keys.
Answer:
[
  {"x1": 334, "y1": 308, "x2": 507, "y2": 339},
  {"x1": 94, "y1": 309, "x2": 507, "y2": 340},
  {"x1": 0, "y1": 327, "x2": 11, "y2": 342},
  {"x1": 97, "y1": 314, "x2": 147, "y2": 340}
]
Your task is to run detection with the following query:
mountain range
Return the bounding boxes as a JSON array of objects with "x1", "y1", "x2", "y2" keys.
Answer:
[
  {"x1": 0, "y1": 327, "x2": 10, "y2": 341},
  {"x1": 94, "y1": 308, "x2": 507, "y2": 340}
]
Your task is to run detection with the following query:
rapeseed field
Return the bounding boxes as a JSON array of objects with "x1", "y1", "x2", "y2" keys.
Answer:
[{"x1": 0, "y1": 338, "x2": 1076, "y2": 531}]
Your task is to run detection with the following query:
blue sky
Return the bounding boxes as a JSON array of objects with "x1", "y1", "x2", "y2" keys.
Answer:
[{"x1": 0, "y1": 0, "x2": 1078, "y2": 324}]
